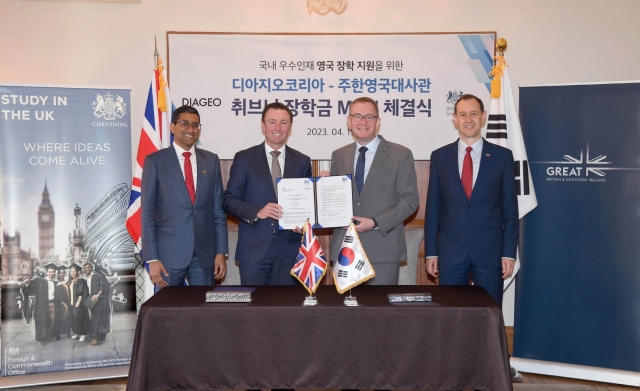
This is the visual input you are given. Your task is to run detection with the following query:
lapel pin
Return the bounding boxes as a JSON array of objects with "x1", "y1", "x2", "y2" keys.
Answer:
[
  {"x1": 485, "y1": 154, "x2": 490, "y2": 157},
  {"x1": 202, "y1": 170, "x2": 207, "y2": 174}
]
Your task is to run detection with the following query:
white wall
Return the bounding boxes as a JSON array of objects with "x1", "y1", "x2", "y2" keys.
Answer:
[{"x1": 2, "y1": 0, "x2": 640, "y2": 325}]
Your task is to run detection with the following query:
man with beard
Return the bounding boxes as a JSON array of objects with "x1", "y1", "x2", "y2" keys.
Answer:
[{"x1": 83, "y1": 263, "x2": 111, "y2": 346}]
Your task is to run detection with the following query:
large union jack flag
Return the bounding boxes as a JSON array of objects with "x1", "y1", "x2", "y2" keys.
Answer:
[
  {"x1": 126, "y1": 58, "x2": 173, "y2": 250},
  {"x1": 291, "y1": 221, "x2": 328, "y2": 295},
  {"x1": 126, "y1": 57, "x2": 173, "y2": 301}
]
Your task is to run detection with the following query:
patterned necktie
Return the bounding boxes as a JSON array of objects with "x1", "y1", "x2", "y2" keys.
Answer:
[
  {"x1": 270, "y1": 150, "x2": 282, "y2": 197},
  {"x1": 355, "y1": 146, "x2": 368, "y2": 194},
  {"x1": 461, "y1": 146, "x2": 473, "y2": 200},
  {"x1": 183, "y1": 152, "x2": 196, "y2": 204}
]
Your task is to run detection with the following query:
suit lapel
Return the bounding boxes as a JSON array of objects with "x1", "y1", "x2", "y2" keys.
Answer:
[
  {"x1": 283, "y1": 145, "x2": 299, "y2": 179},
  {"x1": 255, "y1": 142, "x2": 277, "y2": 199},
  {"x1": 161, "y1": 146, "x2": 192, "y2": 205},
  {"x1": 447, "y1": 141, "x2": 467, "y2": 200},
  {"x1": 360, "y1": 136, "x2": 387, "y2": 198},
  {"x1": 473, "y1": 139, "x2": 493, "y2": 200},
  {"x1": 341, "y1": 143, "x2": 357, "y2": 198},
  {"x1": 194, "y1": 147, "x2": 207, "y2": 207}
]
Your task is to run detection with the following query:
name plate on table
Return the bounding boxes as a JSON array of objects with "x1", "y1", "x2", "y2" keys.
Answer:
[
  {"x1": 206, "y1": 287, "x2": 256, "y2": 303},
  {"x1": 388, "y1": 293, "x2": 432, "y2": 303}
]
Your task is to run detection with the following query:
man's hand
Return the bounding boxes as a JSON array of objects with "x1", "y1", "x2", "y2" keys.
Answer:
[
  {"x1": 257, "y1": 203, "x2": 283, "y2": 220},
  {"x1": 91, "y1": 294, "x2": 99, "y2": 302},
  {"x1": 502, "y1": 258, "x2": 516, "y2": 279},
  {"x1": 319, "y1": 170, "x2": 330, "y2": 177},
  {"x1": 426, "y1": 257, "x2": 438, "y2": 278},
  {"x1": 291, "y1": 226, "x2": 303, "y2": 234},
  {"x1": 148, "y1": 261, "x2": 169, "y2": 287},
  {"x1": 352, "y1": 216, "x2": 375, "y2": 232},
  {"x1": 213, "y1": 254, "x2": 226, "y2": 280}
]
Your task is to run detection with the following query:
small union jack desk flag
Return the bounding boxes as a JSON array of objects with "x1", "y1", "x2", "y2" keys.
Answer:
[{"x1": 291, "y1": 221, "x2": 328, "y2": 295}]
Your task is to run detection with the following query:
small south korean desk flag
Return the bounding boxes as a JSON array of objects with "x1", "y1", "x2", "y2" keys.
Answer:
[{"x1": 333, "y1": 222, "x2": 375, "y2": 294}]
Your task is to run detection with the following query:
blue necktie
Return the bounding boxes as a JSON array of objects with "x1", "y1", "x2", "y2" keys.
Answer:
[{"x1": 355, "y1": 146, "x2": 368, "y2": 194}]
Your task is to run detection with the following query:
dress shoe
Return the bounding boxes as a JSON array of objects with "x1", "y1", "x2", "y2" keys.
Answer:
[
  {"x1": 511, "y1": 366, "x2": 524, "y2": 383},
  {"x1": 37, "y1": 341, "x2": 45, "y2": 347},
  {"x1": 89, "y1": 339, "x2": 101, "y2": 345}
]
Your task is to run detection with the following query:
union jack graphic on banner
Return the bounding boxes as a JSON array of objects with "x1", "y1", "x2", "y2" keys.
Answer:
[
  {"x1": 126, "y1": 56, "x2": 173, "y2": 300},
  {"x1": 291, "y1": 221, "x2": 327, "y2": 295}
]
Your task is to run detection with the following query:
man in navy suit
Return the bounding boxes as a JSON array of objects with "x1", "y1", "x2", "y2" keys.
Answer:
[
  {"x1": 141, "y1": 105, "x2": 228, "y2": 288},
  {"x1": 424, "y1": 94, "x2": 518, "y2": 305},
  {"x1": 224, "y1": 102, "x2": 312, "y2": 285}
]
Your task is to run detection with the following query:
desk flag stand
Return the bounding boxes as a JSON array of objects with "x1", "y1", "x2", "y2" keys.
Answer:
[
  {"x1": 290, "y1": 220, "x2": 328, "y2": 306},
  {"x1": 344, "y1": 289, "x2": 358, "y2": 306}
]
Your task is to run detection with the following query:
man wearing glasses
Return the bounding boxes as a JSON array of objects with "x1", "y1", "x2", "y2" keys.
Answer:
[
  {"x1": 141, "y1": 105, "x2": 228, "y2": 289},
  {"x1": 224, "y1": 102, "x2": 312, "y2": 286},
  {"x1": 326, "y1": 97, "x2": 419, "y2": 284}
]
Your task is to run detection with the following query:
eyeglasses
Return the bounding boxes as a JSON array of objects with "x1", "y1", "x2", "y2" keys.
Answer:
[
  {"x1": 174, "y1": 120, "x2": 202, "y2": 130},
  {"x1": 350, "y1": 114, "x2": 378, "y2": 123}
]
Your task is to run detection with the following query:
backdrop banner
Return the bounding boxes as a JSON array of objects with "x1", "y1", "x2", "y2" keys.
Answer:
[
  {"x1": 515, "y1": 82, "x2": 640, "y2": 372},
  {"x1": 168, "y1": 32, "x2": 495, "y2": 159},
  {"x1": 0, "y1": 84, "x2": 136, "y2": 376}
]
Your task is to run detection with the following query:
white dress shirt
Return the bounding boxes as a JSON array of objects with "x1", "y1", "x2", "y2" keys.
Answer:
[
  {"x1": 265, "y1": 143, "x2": 286, "y2": 174},
  {"x1": 457, "y1": 137, "x2": 483, "y2": 188},
  {"x1": 173, "y1": 142, "x2": 198, "y2": 190},
  {"x1": 352, "y1": 135, "x2": 381, "y2": 184}
]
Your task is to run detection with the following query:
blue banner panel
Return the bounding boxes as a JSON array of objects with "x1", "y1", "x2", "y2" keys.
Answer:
[
  {"x1": 0, "y1": 85, "x2": 136, "y2": 376},
  {"x1": 515, "y1": 83, "x2": 640, "y2": 372}
]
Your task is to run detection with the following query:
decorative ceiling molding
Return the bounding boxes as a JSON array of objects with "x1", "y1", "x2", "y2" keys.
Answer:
[{"x1": 307, "y1": 0, "x2": 348, "y2": 15}]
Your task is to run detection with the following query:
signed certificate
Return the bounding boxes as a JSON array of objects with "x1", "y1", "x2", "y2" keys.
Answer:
[
  {"x1": 277, "y1": 176, "x2": 354, "y2": 230},
  {"x1": 277, "y1": 178, "x2": 316, "y2": 230},
  {"x1": 315, "y1": 175, "x2": 353, "y2": 228}
]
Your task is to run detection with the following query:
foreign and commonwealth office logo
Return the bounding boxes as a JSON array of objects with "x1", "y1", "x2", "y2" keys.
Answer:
[
  {"x1": 534, "y1": 144, "x2": 640, "y2": 184},
  {"x1": 93, "y1": 93, "x2": 127, "y2": 120}
]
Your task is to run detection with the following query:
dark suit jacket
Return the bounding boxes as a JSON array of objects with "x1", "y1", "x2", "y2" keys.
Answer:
[
  {"x1": 223, "y1": 142, "x2": 312, "y2": 265},
  {"x1": 141, "y1": 145, "x2": 228, "y2": 269},
  {"x1": 329, "y1": 136, "x2": 420, "y2": 264},
  {"x1": 424, "y1": 139, "x2": 519, "y2": 266}
]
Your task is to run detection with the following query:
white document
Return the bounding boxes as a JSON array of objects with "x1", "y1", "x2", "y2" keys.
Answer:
[
  {"x1": 315, "y1": 175, "x2": 353, "y2": 228},
  {"x1": 277, "y1": 178, "x2": 316, "y2": 230}
]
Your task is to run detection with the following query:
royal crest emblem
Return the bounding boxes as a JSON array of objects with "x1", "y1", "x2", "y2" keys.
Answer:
[
  {"x1": 8, "y1": 346, "x2": 20, "y2": 356},
  {"x1": 446, "y1": 90, "x2": 464, "y2": 105},
  {"x1": 93, "y1": 93, "x2": 127, "y2": 120}
]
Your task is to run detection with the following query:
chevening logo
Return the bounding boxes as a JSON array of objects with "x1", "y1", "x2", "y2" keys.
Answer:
[{"x1": 93, "y1": 93, "x2": 127, "y2": 120}]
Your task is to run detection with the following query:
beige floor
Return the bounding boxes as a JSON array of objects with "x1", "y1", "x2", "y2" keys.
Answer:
[{"x1": 6, "y1": 373, "x2": 639, "y2": 391}]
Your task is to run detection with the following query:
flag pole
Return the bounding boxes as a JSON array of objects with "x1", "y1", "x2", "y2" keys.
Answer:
[
  {"x1": 154, "y1": 35, "x2": 159, "y2": 68},
  {"x1": 492, "y1": 37, "x2": 525, "y2": 384},
  {"x1": 303, "y1": 219, "x2": 316, "y2": 303}
]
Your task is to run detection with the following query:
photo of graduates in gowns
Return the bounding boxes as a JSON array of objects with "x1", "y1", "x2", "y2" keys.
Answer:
[{"x1": 1, "y1": 85, "x2": 137, "y2": 376}]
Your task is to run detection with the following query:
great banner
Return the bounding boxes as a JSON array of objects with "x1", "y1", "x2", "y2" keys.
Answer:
[
  {"x1": 515, "y1": 82, "x2": 640, "y2": 375},
  {"x1": 168, "y1": 32, "x2": 495, "y2": 159},
  {"x1": 0, "y1": 85, "x2": 136, "y2": 376}
]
